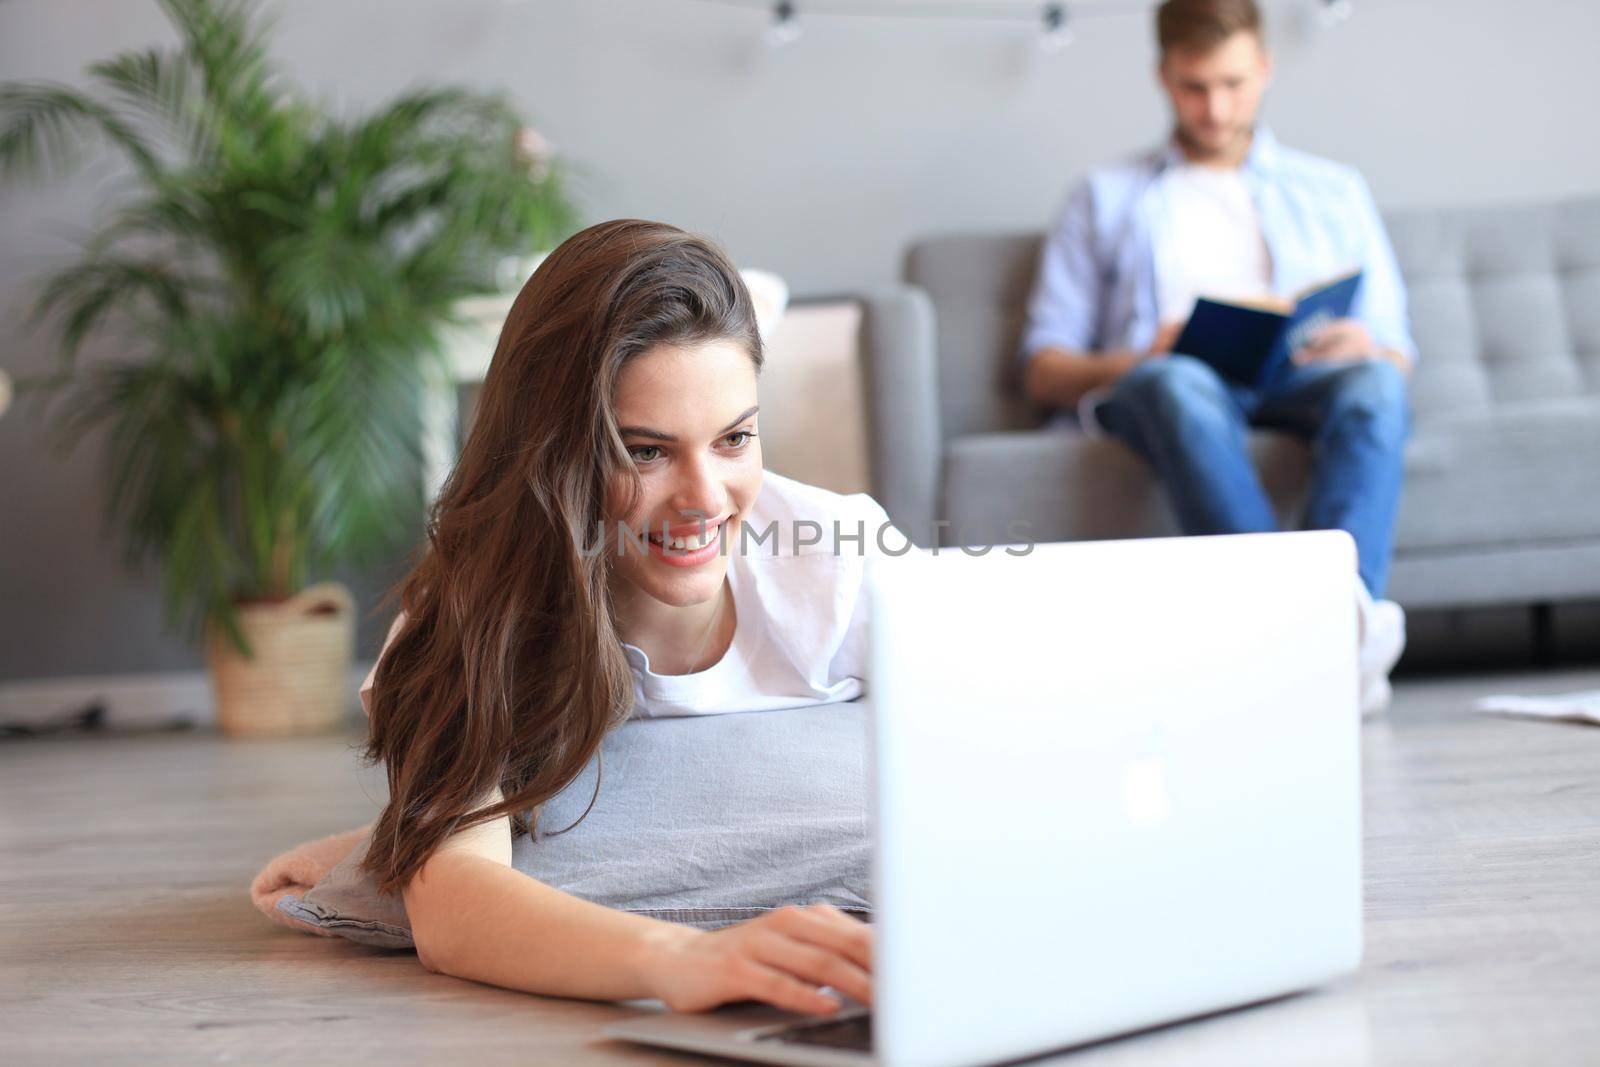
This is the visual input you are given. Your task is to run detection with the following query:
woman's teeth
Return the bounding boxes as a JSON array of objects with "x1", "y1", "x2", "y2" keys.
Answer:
[{"x1": 649, "y1": 523, "x2": 720, "y2": 551}]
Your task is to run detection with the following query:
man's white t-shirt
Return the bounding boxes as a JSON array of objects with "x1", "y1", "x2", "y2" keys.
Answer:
[
  {"x1": 357, "y1": 471, "x2": 907, "y2": 720},
  {"x1": 1155, "y1": 162, "x2": 1274, "y2": 324}
]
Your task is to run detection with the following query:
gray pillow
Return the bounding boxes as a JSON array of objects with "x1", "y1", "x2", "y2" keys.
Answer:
[{"x1": 276, "y1": 701, "x2": 872, "y2": 948}]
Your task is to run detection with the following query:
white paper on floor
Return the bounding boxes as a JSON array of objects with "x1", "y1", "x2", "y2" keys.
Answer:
[{"x1": 1472, "y1": 690, "x2": 1600, "y2": 725}]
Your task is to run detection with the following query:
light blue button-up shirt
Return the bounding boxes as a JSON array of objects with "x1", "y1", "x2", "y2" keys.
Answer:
[{"x1": 1020, "y1": 126, "x2": 1416, "y2": 370}]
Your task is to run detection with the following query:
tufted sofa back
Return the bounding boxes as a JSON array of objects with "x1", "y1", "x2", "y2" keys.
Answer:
[
  {"x1": 905, "y1": 195, "x2": 1600, "y2": 439},
  {"x1": 1386, "y1": 198, "x2": 1600, "y2": 419}
]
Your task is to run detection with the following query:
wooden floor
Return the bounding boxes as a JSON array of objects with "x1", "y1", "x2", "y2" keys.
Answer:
[{"x1": 4, "y1": 670, "x2": 1599, "y2": 1066}]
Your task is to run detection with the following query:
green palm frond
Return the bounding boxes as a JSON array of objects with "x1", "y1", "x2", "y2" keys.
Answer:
[
  {"x1": 0, "y1": 82, "x2": 163, "y2": 180},
  {"x1": 4, "y1": 0, "x2": 581, "y2": 656},
  {"x1": 89, "y1": 184, "x2": 214, "y2": 252},
  {"x1": 158, "y1": 0, "x2": 279, "y2": 140},
  {"x1": 31, "y1": 254, "x2": 196, "y2": 366},
  {"x1": 87, "y1": 46, "x2": 216, "y2": 162},
  {"x1": 289, "y1": 337, "x2": 432, "y2": 563}
]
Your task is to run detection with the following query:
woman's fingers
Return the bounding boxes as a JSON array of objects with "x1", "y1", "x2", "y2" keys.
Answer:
[
  {"x1": 753, "y1": 935, "x2": 873, "y2": 1005},
  {"x1": 773, "y1": 905, "x2": 874, "y2": 975},
  {"x1": 734, "y1": 956, "x2": 845, "y2": 1016},
  {"x1": 661, "y1": 906, "x2": 875, "y2": 1016}
]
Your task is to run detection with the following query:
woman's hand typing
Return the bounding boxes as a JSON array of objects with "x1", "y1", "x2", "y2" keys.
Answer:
[{"x1": 636, "y1": 904, "x2": 873, "y2": 1016}]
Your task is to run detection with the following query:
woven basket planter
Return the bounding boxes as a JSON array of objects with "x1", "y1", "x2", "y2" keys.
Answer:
[{"x1": 205, "y1": 582, "x2": 356, "y2": 738}]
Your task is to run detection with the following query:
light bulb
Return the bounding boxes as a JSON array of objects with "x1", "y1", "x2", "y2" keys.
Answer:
[
  {"x1": 1039, "y1": 3, "x2": 1074, "y2": 54},
  {"x1": 766, "y1": 0, "x2": 802, "y2": 48},
  {"x1": 1318, "y1": 0, "x2": 1353, "y2": 27}
]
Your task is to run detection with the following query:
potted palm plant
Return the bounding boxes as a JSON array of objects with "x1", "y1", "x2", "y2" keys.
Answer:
[{"x1": 2, "y1": 0, "x2": 578, "y2": 735}]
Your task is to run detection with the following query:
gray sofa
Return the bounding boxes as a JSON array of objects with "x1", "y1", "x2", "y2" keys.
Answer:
[{"x1": 858, "y1": 195, "x2": 1600, "y2": 610}]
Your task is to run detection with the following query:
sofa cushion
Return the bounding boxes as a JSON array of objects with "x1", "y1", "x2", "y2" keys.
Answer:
[
  {"x1": 1392, "y1": 399, "x2": 1600, "y2": 551},
  {"x1": 941, "y1": 395, "x2": 1600, "y2": 556},
  {"x1": 1374, "y1": 199, "x2": 1600, "y2": 419},
  {"x1": 941, "y1": 428, "x2": 1312, "y2": 547},
  {"x1": 906, "y1": 232, "x2": 1045, "y2": 440}
]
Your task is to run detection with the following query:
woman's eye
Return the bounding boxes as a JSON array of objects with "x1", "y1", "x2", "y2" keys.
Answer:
[
  {"x1": 724, "y1": 430, "x2": 756, "y2": 449},
  {"x1": 629, "y1": 445, "x2": 662, "y2": 464}
]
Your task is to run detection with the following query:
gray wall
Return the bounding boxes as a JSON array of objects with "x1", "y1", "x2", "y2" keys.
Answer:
[{"x1": 3, "y1": 0, "x2": 1599, "y2": 679}]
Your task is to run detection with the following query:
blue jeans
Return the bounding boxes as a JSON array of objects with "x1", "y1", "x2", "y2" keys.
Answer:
[{"x1": 1094, "y1": 354, "x2": 1411, "y2": 598}]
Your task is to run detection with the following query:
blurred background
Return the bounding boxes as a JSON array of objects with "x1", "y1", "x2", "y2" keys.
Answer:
[{"x1": 4, "y1": 0, "x2": 1599, "y2": 729}]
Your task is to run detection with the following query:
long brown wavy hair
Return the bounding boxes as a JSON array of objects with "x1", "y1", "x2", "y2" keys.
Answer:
[{"x1": 360, "y1": 219, "x2": 765, "y2": 895}]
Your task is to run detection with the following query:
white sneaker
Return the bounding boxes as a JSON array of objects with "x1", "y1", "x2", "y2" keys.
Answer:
[
  {"x1": 1357, "y1": 597, "x2": 1406, "y2": 718},
  {"x1": 1360, "y1": 674, "x2": 1393, "y2": 718}
]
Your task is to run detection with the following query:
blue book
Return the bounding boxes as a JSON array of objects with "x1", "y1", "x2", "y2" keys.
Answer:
[{"x1": 1171, "y1": 269, "x2": 1364, "y2": 388}]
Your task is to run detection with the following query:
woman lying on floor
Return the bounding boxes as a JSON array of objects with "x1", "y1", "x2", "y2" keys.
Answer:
[{"x1": 358, "y1": 219, "x2": 883, "y2": 1017}]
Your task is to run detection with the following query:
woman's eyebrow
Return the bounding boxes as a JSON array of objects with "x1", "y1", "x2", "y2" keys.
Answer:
[{"x1": 619, "y1": 405, "x2": 759, "y2": 443}]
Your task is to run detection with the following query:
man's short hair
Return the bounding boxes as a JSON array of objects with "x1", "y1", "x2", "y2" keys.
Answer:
[{"x1": 1156, "y1": 0, "x2": 1262, "y2": 56}]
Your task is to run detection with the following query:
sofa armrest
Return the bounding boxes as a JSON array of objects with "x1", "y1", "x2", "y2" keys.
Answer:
[{"x1": 856, "y1": 285, "x2": 942, "y2": 548}]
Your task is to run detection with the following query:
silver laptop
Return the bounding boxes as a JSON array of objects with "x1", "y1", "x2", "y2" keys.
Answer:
[{"x1": 606, "y1": 531, "x2": 1363, "y2": 1066}]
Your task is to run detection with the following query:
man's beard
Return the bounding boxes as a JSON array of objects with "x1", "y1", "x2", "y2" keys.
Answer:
[{"x1": 1175, "y1": 121, "x2": 1252, "y2": 163}]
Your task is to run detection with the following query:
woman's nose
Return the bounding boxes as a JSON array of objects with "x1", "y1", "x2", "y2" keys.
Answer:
[{"x1": 667, "y1": 453, "x2": 724, "y2": 519}]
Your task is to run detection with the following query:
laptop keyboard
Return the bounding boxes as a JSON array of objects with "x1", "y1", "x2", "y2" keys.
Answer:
[{"x1": 755, "y1": 1011, "x2": 873, "y2": 1052}]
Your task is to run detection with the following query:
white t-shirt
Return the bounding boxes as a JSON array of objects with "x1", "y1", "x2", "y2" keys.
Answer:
[
  {"x1": 358, "y1": 471, "x2": 907, "y2": 720},
  {"x1": 1155, "y1": 162, "x2": 1274, "y2": 324}
]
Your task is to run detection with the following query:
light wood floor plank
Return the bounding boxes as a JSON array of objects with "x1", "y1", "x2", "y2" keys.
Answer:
[{"x1": 4, "y1": 670, "x2": 1598, "y2": 1065}]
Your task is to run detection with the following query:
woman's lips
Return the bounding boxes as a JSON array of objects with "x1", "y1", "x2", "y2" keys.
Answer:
[{"x1": 645, "y1": 519, "x2": 726, "y2": 568}]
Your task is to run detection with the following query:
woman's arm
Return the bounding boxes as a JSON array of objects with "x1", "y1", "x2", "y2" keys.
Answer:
[{"x1": 403, "y1": 791, "x2": 873, "y2": 1014}]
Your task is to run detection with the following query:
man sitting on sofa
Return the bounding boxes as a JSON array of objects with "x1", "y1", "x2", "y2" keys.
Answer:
[{"x1": 1019, "y1": 0, "x2": 1412, "y2": 712}]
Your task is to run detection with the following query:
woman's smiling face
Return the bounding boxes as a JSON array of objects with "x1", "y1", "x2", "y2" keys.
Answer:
[{"x1": 608, "y1": 339, "x2": 763, "y2": 609}]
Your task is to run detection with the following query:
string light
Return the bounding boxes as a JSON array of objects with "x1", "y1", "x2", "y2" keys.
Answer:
[
  {"x1": 1317, "y1": 0, "x2": 1353, "y2": 26},
  {"x1": 1039, "y1": 3, "x2": 1074, "y2": 53},
  {"x1": 694, "y1": 1, "x2": 1359, "y2": 47},
  {"x1": 766, "y1": 0, "x2": 803, "y2": 47}
]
